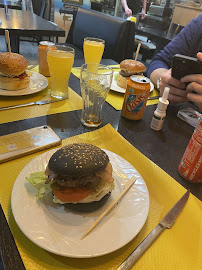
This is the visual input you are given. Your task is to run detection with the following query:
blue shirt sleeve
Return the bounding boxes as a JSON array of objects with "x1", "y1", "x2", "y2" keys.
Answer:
[{"x1": 147, "y1": 14, "x2": 202, "y2": 78}]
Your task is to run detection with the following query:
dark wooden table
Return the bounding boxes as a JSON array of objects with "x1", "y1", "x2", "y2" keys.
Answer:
[
  {"x1": 0, "y1": 8, "x2": 65, "y2": 53},
  {"x1": 136, "y1": 21, "x2": 183, "y2": 55},
  {"x1": 0, "y1": 58, "x2": 201, "y2": 201},
  {"x1": 0, "y1": 0, "x2": 21, "y2": 10}
]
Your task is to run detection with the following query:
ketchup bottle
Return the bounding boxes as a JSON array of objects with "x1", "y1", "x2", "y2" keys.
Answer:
[{"x1": 178, "y1": 115, "x2": 202, "y2": 183}]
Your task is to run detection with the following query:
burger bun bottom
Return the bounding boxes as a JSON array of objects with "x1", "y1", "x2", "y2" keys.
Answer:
[
  {"x1": 117, "y1": 73, "x2": 128, "y2": 89},
  {"x1": 64, "y1": 192, "x2": 111, "y2": 212},
  {"x1": 0, "y1": 75, "x2": 30, "y2": 90}
]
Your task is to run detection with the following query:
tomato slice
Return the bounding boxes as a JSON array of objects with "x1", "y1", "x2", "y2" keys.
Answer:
[{"x1": 52, "y1": 186, "x2": 92, "y2": 202}]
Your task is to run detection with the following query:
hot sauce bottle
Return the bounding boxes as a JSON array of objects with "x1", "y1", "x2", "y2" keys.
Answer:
[
  {"x1": 178, "y1": 115, "x2": 202, "y2": 183},
  {"x1": 121, "y1": 76, "x2": 150, "y2": 120}
]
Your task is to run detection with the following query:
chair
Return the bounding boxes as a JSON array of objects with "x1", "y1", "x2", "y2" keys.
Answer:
[
  {"x1": 134, "y1": 35, "x2": 156, "y2": 62},
  {"x1": 65, "y1": 7, "x2": 136, "y2": 63}
]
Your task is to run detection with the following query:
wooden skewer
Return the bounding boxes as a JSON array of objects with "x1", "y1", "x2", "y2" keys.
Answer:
[
  {"x1": 81, "y1": 176, "x2": 137, "y2": 240},
  {"x1": 135, "y1": 43, "x2": 141, "y2": 61},
  {"x1": 5, "y1": 30, "x2": 11, "y2": 54}
]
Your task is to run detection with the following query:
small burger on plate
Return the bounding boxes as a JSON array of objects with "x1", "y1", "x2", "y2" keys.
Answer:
[
  {"x1": 117, "y1": 59, "x2": 146, "y2": 89},
  {"x1": 0, "y1": 52, "x2": 30, "y2": 90},
  {"x1": 26, "y1": 143, "x2": 115, "y2": 212}
]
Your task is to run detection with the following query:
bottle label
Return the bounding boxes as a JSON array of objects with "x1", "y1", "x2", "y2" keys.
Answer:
[
  {"x1": 178, "y1": 116, "x2": 202, "y2": 183},
  {"x1": 125, "y1": 94, "x2": 146, "y2": 114}
]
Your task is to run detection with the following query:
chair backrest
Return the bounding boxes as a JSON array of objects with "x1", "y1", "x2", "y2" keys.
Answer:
[
  {"x1": 67, "y1": 8, "x2": 135, "y2": 63},
  {"x1": 32, "y1": 0, "x2": 46, "y2": 17}
]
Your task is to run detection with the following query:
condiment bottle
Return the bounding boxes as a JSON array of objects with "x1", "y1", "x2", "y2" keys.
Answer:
[
  {"x1": 178, "y1": 115, "x2": 202, "y2": 183},
  {"x1": 121, "y1": 76, "x2": 150, "y2": 120},
  {"x1": 38, "y1": 41, "x2": 56, "y2": 76},
  {"x1": 150, "y1": 87, "x2": 170, "y2": 131}
]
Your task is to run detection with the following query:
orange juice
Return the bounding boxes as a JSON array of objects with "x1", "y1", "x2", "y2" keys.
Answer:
[
  {"x1": 84, "y1": 40, "x2": 104, "y2": 64},
  {"x1": 83, "y1": 38, "x2": 105, "y2": 72},
  {"x1": 47, "y1": 49, "x2": 74, "y2": 99}
]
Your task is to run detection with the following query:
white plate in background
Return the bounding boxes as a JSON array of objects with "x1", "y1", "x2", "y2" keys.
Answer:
[
  {"x1": 0, "y1": 72, "x2": 48, "y2": 96},
  {"x1": 111, "y1": 71, "x2": 154, "y2": 93},
  {"x1": 11, "y1": 149, "x2": 149, "y2": 258}
]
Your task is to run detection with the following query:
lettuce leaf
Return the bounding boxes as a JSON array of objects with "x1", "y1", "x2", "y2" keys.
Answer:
[{"x1": 26, "y1": 171, "x2": 52, "y2": 199}]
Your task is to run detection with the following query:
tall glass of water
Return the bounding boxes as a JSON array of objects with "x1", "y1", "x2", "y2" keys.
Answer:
[{"x1": 80, "y1": 64, "x2": 113, "y2": 127}]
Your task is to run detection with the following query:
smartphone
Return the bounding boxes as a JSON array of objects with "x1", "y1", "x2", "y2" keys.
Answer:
[
  {"x1": 0, "y1": 126, "x2": 62, "y2": 163},
  {"x1": 171, "y1": 54, "x2": 202, "y2": 80}
]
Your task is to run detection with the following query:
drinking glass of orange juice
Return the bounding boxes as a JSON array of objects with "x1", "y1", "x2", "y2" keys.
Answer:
[
  {"x1": 83, "y1": 37, "x2": 105, "y2": 72},
  {"x1": 47, "y1": 45, "x2": 74, "y2": 99}
]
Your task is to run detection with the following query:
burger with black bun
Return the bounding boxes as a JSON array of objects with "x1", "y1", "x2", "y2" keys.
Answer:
[
  {"x1": 0, "y1": 52, "x2": 30, "y2": 90},
  {"x1": 27, "y1": 143, "x2": 114, "y2": 212},
  {"x1": 117, "y1": 59, "x2": 146, "y2": 89}
]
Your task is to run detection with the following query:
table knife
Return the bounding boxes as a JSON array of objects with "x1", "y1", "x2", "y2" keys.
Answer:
[
  {"x1": 0, "y1": 98, "x2": 67, "y2": 111},
  {"x1": 117, "y1": 190, "x2": 190, "y2": 270},
  {"x1": 0, "y1": 203, "x2": 26, "y2": 270},
  {"x1": 148, "y1": 95, "x2": 160, "y2": 100}
]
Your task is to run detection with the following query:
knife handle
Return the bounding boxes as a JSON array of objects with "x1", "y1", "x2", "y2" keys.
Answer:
[
  {"x1": 117, "y1": 224, "x2": 165, "y2": 270},
  {"x1": 0, "y1": 102, "x2": 35, "y2": 111}
]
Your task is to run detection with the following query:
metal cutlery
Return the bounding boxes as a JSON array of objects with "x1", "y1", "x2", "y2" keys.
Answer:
[
  {"x1": 0, "y1": 98, "x2": 67, "y2": 111},
  {"x1": 0, "y1": 203, "x2": 26, "y2": 270},
  {"x1": 117, "y1": 190, "x2": 190, "y2": 270},
  {"x1": 27, "y1": 65, "x2": 37, "y2": 70},
  {"x1": 148, "y1": 95, "x2": 160, "y2": 100}
]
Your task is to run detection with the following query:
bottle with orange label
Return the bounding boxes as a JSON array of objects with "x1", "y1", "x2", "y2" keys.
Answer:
[
  {"x1": 121, "y1": 76, "x2": 150, "y2": 120},
  {"x1": 38, "y1": 41, "x2": 56, "y2": 76},
  {"x1": 178, "y1": 115, "x2": 202, "y2": 183}
]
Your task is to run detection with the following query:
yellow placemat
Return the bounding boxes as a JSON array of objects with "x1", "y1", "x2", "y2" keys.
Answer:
[
  {"x1": 0, "y1": 124, "x2": 201, "y2": 270},
  {"x1": 72, "y1": 65, "x2": 159, "y2": 110},
  {"x1": 0, "y1": 66, "x2": 82, "y2": 124}
]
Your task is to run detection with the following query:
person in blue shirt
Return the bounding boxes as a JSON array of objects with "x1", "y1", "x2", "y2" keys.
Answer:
[{"x1": 147, "y1": 14, "x2": 202, "y2": 111}]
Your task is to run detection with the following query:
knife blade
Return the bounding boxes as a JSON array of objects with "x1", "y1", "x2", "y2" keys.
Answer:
[
  {"x1": 117, "y1": 190, "x2": 190, "y2": 270},
  {"x1": 0, "y1": 98, "x2": 67, "y2": 111},
  {"x1": 147, "y1": 95, "x2": 160, "y2": 100}
]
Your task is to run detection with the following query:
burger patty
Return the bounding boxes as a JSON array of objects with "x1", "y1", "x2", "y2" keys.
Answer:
[
  {"x1": 120, "y1": 70, "x2": 141, "y2": 77},
  {"x1": 54, "y1": 173, "x2": 101, "y2": 187},
  {"x1": 45, "y1": 162, "x2": 113, "y2": 188}
]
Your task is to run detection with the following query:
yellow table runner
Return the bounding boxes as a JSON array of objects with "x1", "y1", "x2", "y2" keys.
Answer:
[
  {"x1": 0, "y1": 66, "x2": 82, "y2": 124},
  {"x1": 1, "y1": 124, "x2": 201, "y2": 270},
  {"x1": 72, "y1": 65, "x2": 159, "y2": 110}
]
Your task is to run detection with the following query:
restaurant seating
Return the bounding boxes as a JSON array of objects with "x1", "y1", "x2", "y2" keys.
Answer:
[{"x1": 65, "y1": 7, "x2": 136, "y2": 63}]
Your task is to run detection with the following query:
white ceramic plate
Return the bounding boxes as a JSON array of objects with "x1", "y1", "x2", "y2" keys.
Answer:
[
  {"x1": 111, "y1": 71, "x2": 154, "y2": 93},
  {"x1": 11, "y1": 149, "x2": 149, "y2": 258},
  {"x1": 0, "y1": 72, "x2": 48, "y2": 96}
]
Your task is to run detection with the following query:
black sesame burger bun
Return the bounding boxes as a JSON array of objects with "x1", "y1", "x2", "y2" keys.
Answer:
[
  {"x1": 46, "y1": 143, "x2": 114, "y2": 211},
  {"x1": 48, "y1": 143, "x2": 109, "y2": 178}
]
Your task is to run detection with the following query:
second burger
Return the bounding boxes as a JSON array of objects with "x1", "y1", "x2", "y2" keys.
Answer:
[{"x1": 117, "y1": 59, "x2": 146, "y2": 89}]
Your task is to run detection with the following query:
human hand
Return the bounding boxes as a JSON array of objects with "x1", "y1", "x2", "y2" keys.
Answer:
[
  {"x1": 181, "y1": 52, "x2": 202, "y2": 111},
  {"x1": 141, "y1": 9, "x2": 146, "y2": 19},
  {"x1": 125, "y1": 7, "x2": 132, "y2": 17},
  {"x1": 159, "y1": 69, "x2": 187, "y2": 103}
]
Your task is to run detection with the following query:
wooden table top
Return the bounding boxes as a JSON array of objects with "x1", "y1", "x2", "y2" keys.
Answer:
[{"x1": 0, "y1": 8, "x2": 65, "y2": 37}]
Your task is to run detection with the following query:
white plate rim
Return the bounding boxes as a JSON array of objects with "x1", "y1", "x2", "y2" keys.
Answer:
[
  {"x1": 0, "y1": 72, "x2": 48, "y2": 96},
  {"x1": 11, "y1": 149, "x2": 150, "y2": 258},
  {"x1": 111, "y1": 72, "x2": 154, "y2": 93}
]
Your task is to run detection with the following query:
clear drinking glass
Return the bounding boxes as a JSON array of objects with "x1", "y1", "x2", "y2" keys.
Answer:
[
  {"x1": 47, "y1": 45, "x2": 75, "y2": 99},
  {"x1": 83, "y1": 37, "x2": 105, "y2": 72},
  {"x1": 80, "y1": 64, "x2": 113, "y2": 127}
]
